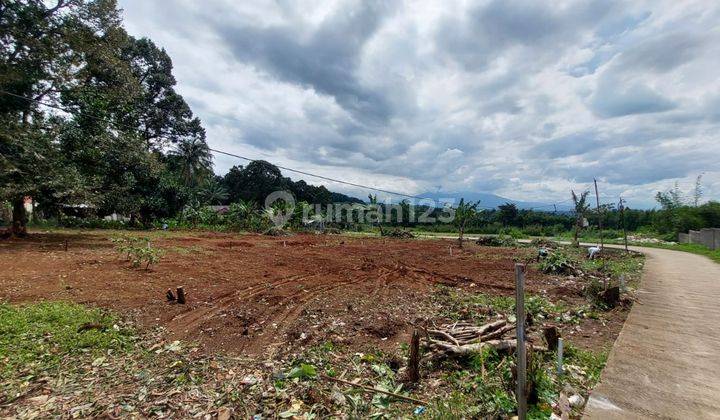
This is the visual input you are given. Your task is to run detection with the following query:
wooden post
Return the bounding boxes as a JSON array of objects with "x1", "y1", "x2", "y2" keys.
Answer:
[
  {"x1": 594, "y1": 179, "x2": 604, "y2": 249},
  {"x1": 408, "y1": 329, "x2": 420, "y2": 383},
  {"x1": 619, "y1": 197, "x2": 628, "y2": 252},
  {"x1": 176, "y1": 286, "x2": 186, "y2": 304},
  {"x1": 515, "y1": 263, "x2": 527, "y2": 420},
  {"x1": 64, "y1": 239, "x2": 68, "y2": 252}
]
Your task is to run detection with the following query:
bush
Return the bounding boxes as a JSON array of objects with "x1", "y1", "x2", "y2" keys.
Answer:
[
  {"x1": 538, "y1": 250, "x2": 576, "y2": 274},
  {"x1": 499, "y1": 227, "x2": 526, "y2": 239},
  {"x1": 476, "y1": 234, "x2": 516, "y2": 247},
  {"x1": 110, "y1": 236, "x2": 164, "y2": 270}
]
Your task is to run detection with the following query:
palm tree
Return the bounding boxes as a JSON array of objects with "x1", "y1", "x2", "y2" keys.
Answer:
[
  {"x1": 198, "y1": 180, "x2": 228, "y2": 205},
  {"x1": 454, "y1": 198, "x2": 480, "y2": 248},
  {"x1": 172, "y1": 137, "x2": 213, "y2": 187},
  {"x1": 571, "y1": 190, "x2": 590, "y2": 246}
]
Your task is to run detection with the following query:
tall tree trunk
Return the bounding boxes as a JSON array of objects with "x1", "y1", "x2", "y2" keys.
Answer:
[
  {"x1": 11, "y1": 197, "x2": 28, "y2": 237},
  {"x1": 573, "y1": 220, "x2": 580, "y2": 246}
]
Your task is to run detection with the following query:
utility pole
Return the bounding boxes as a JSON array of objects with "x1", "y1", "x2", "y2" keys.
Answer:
[
  {"x1": 594, "y1": 178, "x2": 604, "y2": 249},
  {"x1": 619, "y1": 197, "x2": 628, "y2": 252}
]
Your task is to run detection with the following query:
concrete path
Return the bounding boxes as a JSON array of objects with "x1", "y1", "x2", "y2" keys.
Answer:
[{"x1": 584, "y1": 246, "x2": 720, "y2": 419}]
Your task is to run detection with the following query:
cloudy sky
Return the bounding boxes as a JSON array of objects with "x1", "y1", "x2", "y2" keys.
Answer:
[{"x1": 118, "y1": 0, "x2": 720, "y2": 208}]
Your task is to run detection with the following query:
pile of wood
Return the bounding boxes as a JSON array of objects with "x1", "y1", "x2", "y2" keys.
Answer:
[{"x1": 424, "y1": 319, "x2": 518, "y2": 356}]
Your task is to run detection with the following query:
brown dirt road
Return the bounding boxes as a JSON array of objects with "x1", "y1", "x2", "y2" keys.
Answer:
[{"x1": 584, "y1": 246, "x2": 720, "y2": 419}]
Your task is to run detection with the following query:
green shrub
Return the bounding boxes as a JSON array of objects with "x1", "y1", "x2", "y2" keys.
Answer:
[
  {"x1": 111, "y1": 235, "x2": 164, "y2": 270},
  {"x1": 538, "y1": 250, "x2": 576, "y2": 274}
]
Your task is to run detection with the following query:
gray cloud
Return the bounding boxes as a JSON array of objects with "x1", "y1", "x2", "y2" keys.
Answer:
[
  {"x1": 118, "y1": 0, "x2": 720, "y2": 207},
  {"x1": 590, "y1": 81, "x2": 677, "y2": 118},
  {"x1": 213, "y1": 1, "x2": 396, "y2": 124}
]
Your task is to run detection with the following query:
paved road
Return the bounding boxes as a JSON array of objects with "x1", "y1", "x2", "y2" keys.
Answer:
[{"x1": 584, "y1": 246, "x2": 720, "y2": 419}]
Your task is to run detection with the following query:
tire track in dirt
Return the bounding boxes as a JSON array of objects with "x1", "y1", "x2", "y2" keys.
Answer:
[{"x1": 171, "y1": 273, "x2": 318, "y2": 334}]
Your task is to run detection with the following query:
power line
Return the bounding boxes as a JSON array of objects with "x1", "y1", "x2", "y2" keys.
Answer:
[
  {"x1": 209, "y1": 148, "x2": 447, "y2": 203},
  {"x1": 1, "y1": 88, "x2": 577, "y2": 210}
]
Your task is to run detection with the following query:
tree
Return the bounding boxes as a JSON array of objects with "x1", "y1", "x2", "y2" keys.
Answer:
[
  {"x1": 454, "y1": 198, "x2": 480, "y2": 248},
  {"x1": 498, "y1": 202, "x2": 518, "y2": 227},
  {"x1": 571, "y1": 190, "x2": 590, "y2": 246},
  {"x1": 170, "y1": 137, "x2": 213, "y2": 188},
  {"x1": 1, "y1": 0, "x2": 127, "y2": 235},
  {"x1": 120, "y1": 36, "x2": 206, "y2": 150},
  {"x1": 693, "y1": 174, "x2": 703, "y2": 207},
  {"x1": 198, "y1": 179, "x2": 228, "y2": 205}
]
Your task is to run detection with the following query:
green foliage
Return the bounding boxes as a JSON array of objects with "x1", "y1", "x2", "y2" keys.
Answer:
[
  {"x1": 1, "y1": 0, "x2": 208, "y2": 229},
  {"x1": 538, "y1": 250, "x2": 576, "y2": 274},
  {"x1": 287, "y1": 363, "x2": 317, "y2": 380},
  {"x1": 498, "y1": 202, "x2": 519, "y2": 226},
  {"x1": 499, "y1": 227, "x2": 526, "y2": 239},
  {"x1": 434, "y1": 287, "x2": 567, "y2": 323},
  {"x1": 111, "y1": 235, "x2": 164, "y2": 269},
  {"x1": 198, "y1": 179, "x2": 228, "y2": 205},
  {"x1": 476, "y1": 235, "x2": 517, "y2": 247},
  {"x1": 565, "y1": 344, "x2": 608, "y2": 385},
  {"x1": 0, "y1": 302, "x2": 133, "y2": 382}
]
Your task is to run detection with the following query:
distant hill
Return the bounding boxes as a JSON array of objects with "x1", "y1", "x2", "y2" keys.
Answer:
[
  {"x1": 331, "y1": 192, "x2": 365, "y2": 204},
  {"x1": 417, "y1": 191, "x2": 572, "y2": 211}
]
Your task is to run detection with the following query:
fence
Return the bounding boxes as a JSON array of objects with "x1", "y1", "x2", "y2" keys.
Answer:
[{"x1": 678, "y1": 228, "x2": 720, "y2": 250}]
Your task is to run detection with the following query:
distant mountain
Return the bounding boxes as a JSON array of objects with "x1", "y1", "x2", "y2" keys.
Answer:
[{"x1": 417, "y1": 191, "x2": 572, "y2": 211}]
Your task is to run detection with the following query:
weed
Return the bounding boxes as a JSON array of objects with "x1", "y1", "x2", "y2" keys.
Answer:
[{"x1": 564, "y1": 344, "x2": 608, "y2": 386}]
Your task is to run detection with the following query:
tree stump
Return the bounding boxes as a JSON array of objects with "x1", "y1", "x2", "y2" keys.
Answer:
[
  {"x1": 166, "y1": 289, "x2": 176, "y2": 302},
  {"x1": 407, "y1": 329, "x2": 420, "y2": 383},
  {"x1": 176, "y1": 286, "x2": 186, "y2": 304},
  {"x1": 543, "y1": 325, "x2": 560, "y2": 351},
  {"x1": 600, "y1": 286, "x2": 620, "y2": 308}
]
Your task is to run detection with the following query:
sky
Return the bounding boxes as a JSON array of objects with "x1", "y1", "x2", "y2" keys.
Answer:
[{"x1": 118, "y1": 0, "x2": 720, "y2": 208}]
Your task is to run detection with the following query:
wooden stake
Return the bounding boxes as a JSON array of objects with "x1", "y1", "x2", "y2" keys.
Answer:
[
  {"x1": 176, "y1": 286, "x2": 186, "y2": 304},
  {"x1": 64, "y1": 239, "x2": 68, "y2": 252},
  {"x1": 408, "y1": 329, "x2": 420, "y2": 383},
  {"x1": 515, "y1": 263, "x2": 527, "y2": 420},
  {"x1": 594, "y1": 178, "x2": 604, "y2": 249},
  {"x1": 619, "y1": 197, "x2": 629, "y2": 252}
]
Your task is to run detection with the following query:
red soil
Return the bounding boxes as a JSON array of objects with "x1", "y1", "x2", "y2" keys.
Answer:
[{"x1": 0, "y1": 231, "x2": 618, "y2": 356}]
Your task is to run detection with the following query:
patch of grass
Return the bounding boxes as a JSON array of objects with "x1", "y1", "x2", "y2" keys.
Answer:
[
  {"x1": 0, "y1": 302, "x2": 132, "y2": 378},
  {"x1": 0, "y1": 302, "x2": 134, "y2": 382},
  {"x1": 564, "y1": 344, "x2": 608, "y2": 386},
  {"x1": 168, "y1": 245, "x2": 205, "y2": 254},
  {"x1": 579, "y1": 253, "x2": 644, "y2": 279}
]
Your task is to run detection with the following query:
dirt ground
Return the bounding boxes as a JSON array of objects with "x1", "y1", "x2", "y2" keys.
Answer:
[{"x1": 0, "y1": 230, "x2": 624, "y2": 358}]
